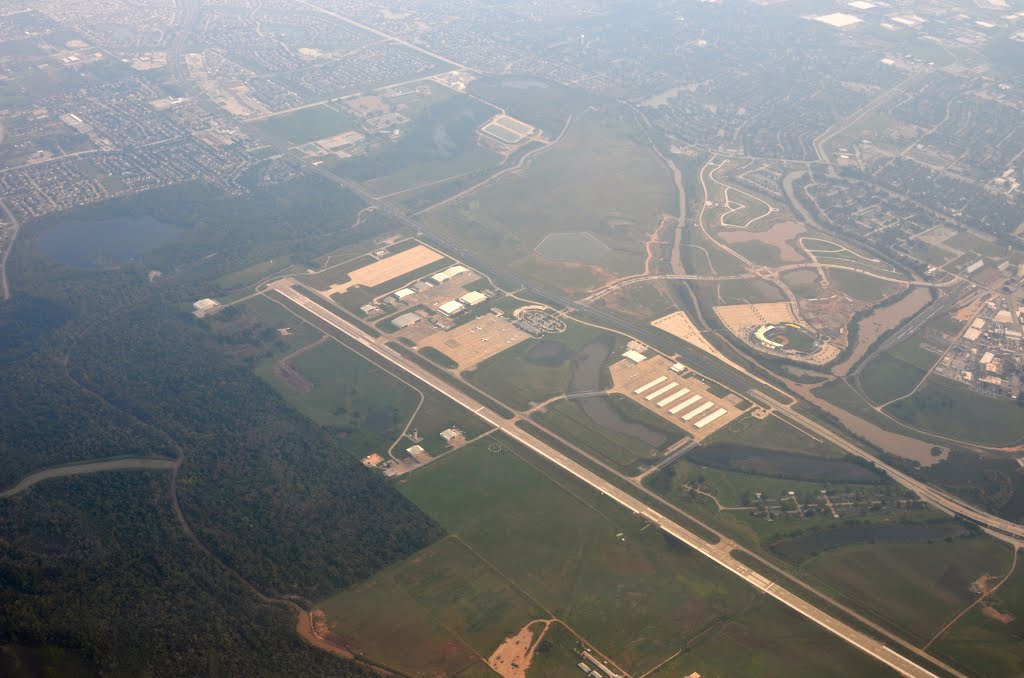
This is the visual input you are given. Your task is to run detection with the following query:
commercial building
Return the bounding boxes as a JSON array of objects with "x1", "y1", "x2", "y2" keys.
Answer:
[
  {"x1": 391, "y1": 312, "x2": 422, "y2": 329},
  {"x1": 622, "y1": 349, "x2": 648, "y2": 363},
  {"x1": 459, "y1": 290, "x2": 488, "y2": 306},
  {"x1": 438, "y1": 300, "x2": 466, "y2": 316}
]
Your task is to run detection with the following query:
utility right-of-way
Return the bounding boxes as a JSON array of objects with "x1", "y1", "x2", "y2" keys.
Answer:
[{"x1": 267, "y1": 279, "x2": 940, "y2": 678}]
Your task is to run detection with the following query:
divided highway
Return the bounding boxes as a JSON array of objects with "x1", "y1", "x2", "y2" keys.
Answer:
[{"x1": 267, "y1": 280, "x2": 939, "y2": 678}]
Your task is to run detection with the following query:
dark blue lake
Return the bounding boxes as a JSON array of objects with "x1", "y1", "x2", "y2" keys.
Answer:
[{"x1": 38, "y1": 216, "x2": 179, "y2": 268}]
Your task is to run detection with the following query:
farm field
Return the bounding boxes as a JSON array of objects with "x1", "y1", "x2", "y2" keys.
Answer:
[
  {"x1": 800, "y1": 536, "x2": 1013, "y2": 644},
  {"x1": 532, "y1": 394, "x2": 683, "y2": 473},
  {"x1": 884, "y1": 375, "x2": 1024, "y2": 446},
  {"x1": 422, "y1": 105, "x2": 676, "y2": 292},
  {"x1": 251, "y1": 104, "x2": 356, "y2": 145},
  {"x1": 464, "y1": 321, "x2": 618, "y2": 410},
  {"x1": 395, "y1": 436, "x2": 764, "y2": 675}
]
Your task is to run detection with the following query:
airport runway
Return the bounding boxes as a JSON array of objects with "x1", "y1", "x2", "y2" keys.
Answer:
[{"x1": 268, "y1": 280, "x2": 939, "y2": 678}]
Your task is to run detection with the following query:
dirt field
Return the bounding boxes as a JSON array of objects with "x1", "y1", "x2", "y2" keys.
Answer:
[
  {"x1": 831, "y1": 287, "x2": 933, "y2": 377},
  {"x1": 487, "y1": 619, "x2": 552, "y2": 678},
  {"x1": 416, "y1": 314, "x2": 529, "y2": 368},
  {"x1": 799, "y1": 294, "x2": 866, "y2": 349},
  {"x1": 715, "y1": 302, "x2": 798, "y2": 334},
  {"x1": 609, "y1": 355, "x2": 739, "y2": 440},
  {"x1": 317, "y1": 245, "x2": 445, "y2": 297},
  {"x1": 651, "y1": 311, "x2": 722, "y2": 357},
  {"x1": 719, "y1": 221, "x2": 807, "y2": 262}
]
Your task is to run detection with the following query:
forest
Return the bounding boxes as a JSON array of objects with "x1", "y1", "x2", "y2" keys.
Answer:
[{"x1": 0, "y1": 168, "x2": 443, "y2": 674}]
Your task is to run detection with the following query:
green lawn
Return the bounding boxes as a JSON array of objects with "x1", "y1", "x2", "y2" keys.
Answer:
[
  {"x1": 709, "y1": 414, "x2": 845, "y2": 459},
  {"x1": 663, "y1": 597, "x2": 897, "y2": 677},
  {"x1": 933, "y1": 556, "x2": 1024, "y2": 677}
]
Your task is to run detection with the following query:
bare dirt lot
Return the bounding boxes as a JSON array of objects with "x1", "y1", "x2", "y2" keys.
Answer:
[
  {"x1": 719, "y1": 220, "x2": 807, "y2": 262},
  {"x1": 651, "y1": 311, "x2": 722, "y2": 357},
  {"x1": 416, "y1": 314, "x2": 529, "y2": 368},
  {"x1": 487, "y1": 619, "x2": 552, "y2": 678},
  {"x1": 715, "y1": 302, "x2": 798, "y2": 334},
  {"x1": 317, "y1": 245, "x2": 444, "y2": 297}
]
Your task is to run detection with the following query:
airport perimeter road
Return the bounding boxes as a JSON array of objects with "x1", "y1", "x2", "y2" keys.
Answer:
[
  {"x1": 267, "y1": 280, "x2": 939, "y2": 678},
  {"x1": 753, "y1": 390, "x2": 1024, "y2": 545}
]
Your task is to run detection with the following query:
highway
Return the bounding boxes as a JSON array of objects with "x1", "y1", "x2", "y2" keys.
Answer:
[
  {"x1": 752, "y1": 389, "x2": 1024, "y2": 546},
  {"x1": 267, "y1": 279, "x2": 939, "y2": 678}
]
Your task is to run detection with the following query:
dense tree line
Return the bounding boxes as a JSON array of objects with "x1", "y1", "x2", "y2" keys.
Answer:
[
  {"x1": 0, "y1": 175, "x2": 443, "y2": 673},
  {"x1": 0, "y1": 473, "x2": 384, "y2": 677}
]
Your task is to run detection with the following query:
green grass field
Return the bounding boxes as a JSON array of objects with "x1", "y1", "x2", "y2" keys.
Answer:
[
  {"x1": 251, "y1": 105, "x2": 356, "y2": 145},
  {"x1": 932, "y1": 555, "x2": 1024, "y2": 676},
  {"x1": 858, "y1": 352, "x2": 927, "y2": 404},
  {"x1": 254, "y1": 339, "x2": 419, "y2": 448},
  {"x1": 423, "y1": 105, "x2": 675, "y2": 293},
  {"x1": 532, "y1": 395, "x2": 683, "y2": 472},
  {"x1": 710, "y1": 414, "x2": 845, "y2": 459},
  {"x1": 828, "y1": 269, "x2": 902, "y2": 303},
  {"x1": 885, "y1": 375, "x2": 1024, "y2": 446},
  {"x1": 801, "y1": 536, "x2": 1013, "y2": 644},
  {"x1": 320, "y1": 535, "x2": 539, "y2": 676},
  {"x1": 396, "y1": 436, "x2": 761, "y2": 675},
  {"x1": 717, "y1": 278, "x2": 788, "y2": 304},
  {"x1": 662, "y1": 596, "x2": 896, "y2": 677},
  {"x1": 464, "y1": 320, "x2": 617, "y2": 410}
]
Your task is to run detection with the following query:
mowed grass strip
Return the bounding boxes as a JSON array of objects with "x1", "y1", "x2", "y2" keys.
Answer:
[
  {"x1": 319, "y1": 535, "x2": 540, "y2": 677},
  {"x1": 399, "y1": 437, "x2": 760, "y2": 675}
]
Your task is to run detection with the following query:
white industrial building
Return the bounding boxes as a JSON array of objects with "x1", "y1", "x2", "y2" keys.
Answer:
[
  {"x1": 459, "y1": 291, "x2": 488, "y2": 306},
  {"x1": 438, "y1": 300, "x2": 466, "y2": 316},
  {"x1": 394, "y1": 287, "x2": 416, "y2": 300},
  {"x1": 622, "y1": 349, "x2": 648, "y2": 363}
]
